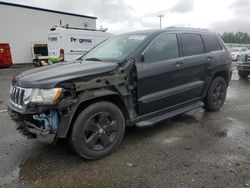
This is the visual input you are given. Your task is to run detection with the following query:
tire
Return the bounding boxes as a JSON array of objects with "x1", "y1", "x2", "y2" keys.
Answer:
[
  {"x1": 70, "y1": 101, "x2": 125, "y2": 160},
  {"x1": 238, "y1": 71, "x2": 248, "y2": 79},
  {"x1": 204, "y1": 77, "x2": 227, "y2": 112}
]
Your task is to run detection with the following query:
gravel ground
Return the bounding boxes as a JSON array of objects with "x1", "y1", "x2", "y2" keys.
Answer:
[{"x1": 1, "y1": 64, "x2": 250, "y2": 188}]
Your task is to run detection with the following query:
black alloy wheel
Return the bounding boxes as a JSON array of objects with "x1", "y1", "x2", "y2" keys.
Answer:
[
  {"x1": 205, "y1": 77, "x2": 227, "y2": 112},
  {"x1": 71, "y1": 101, "x2": 125, "y2": 159},
  {"x1": 83, "y1": 112, "x2": 118, "y2": 151},
  {"x1": 211, "y1": 81, "x2": 226, "y2": 109}
]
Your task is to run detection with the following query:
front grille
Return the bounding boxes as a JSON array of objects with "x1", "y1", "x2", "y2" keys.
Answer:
[{"x1": 9, "y1": 86, "x2": 25, "y2": 109}]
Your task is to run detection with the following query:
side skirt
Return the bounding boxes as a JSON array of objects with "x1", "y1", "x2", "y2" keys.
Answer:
[{"x1": 136, "y1": 101, "x2": 203, "y2": 127}]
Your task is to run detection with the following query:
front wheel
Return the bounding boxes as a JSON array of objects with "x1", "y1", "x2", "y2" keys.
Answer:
[
  {"x1": 70, "y1": 101, "x2": 125, "y2": 160},
  {"x1": 204, "y1": 77, "x2": 227, "y2": 112}
]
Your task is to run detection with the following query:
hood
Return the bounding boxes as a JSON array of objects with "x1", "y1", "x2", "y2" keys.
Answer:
[{"x1": 14, "y1": 60, "x2": 118, "y2": 88}]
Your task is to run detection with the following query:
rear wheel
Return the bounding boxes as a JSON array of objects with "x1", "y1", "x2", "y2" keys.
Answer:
[
  {"x1": 70, "y1": 101, "x2": 125, "y2": 160},
  {"x1": 238, "y1": 71, "x2": 248, "y2": 79},
  {"x1": 205, "y1": 77, "x2": 227, "y2": 112}
]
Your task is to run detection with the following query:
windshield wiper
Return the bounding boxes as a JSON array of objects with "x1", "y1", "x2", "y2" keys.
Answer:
[{"x1": 85, "y1": 58, "x2": 102, "y2": 61}]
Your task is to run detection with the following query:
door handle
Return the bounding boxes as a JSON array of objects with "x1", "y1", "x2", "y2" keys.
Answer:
[{"x1": 175, "y1": 61, "x2": 184, "y2": 67}]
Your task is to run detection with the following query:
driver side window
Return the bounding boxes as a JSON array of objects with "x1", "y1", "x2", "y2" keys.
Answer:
[{"x1": 143, "y1": 34, "x2": 179, "y2": 63}]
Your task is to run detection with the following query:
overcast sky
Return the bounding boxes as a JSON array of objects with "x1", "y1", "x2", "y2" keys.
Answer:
[{"x1": 1, "y1": 0, "x2": 249, "y2": 34}]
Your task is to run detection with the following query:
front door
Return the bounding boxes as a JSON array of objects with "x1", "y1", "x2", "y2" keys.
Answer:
[{"x1": 136, "y1": 33, "x2": 183, "y2": 115}]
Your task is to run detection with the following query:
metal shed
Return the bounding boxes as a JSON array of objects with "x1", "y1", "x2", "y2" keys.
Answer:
[{"x1": 0, "y1": 1, "x2": 97, "y2": 64}]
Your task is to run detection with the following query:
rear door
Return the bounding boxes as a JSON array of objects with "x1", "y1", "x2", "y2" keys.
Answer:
[
  {"x1": 201, "y1": 33, "x2": 226, "y2": 94},
  {"x1": 178, "y1": 33, "x2": 211, "y2": 99}
]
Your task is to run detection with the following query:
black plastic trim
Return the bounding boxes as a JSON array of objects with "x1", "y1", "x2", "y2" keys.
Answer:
[
  {"x1": 139, "y1": 81, "x2": 204, "y2": 103},
  {"x1": 136, "y1": 101, "x2": 203, "y2": 127}
]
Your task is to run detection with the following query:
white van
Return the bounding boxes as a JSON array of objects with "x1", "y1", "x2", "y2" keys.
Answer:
[{"x1": 47, "y1": 25, "x2": 114, "y2": 63}]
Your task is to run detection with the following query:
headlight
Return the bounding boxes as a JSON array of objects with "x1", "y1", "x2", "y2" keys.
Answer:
[{"x1": 30, "y1": 88, "x2": 63, "y2": 105}]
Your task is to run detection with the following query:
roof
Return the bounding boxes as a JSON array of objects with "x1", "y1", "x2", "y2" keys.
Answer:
[
  {"x1": 0, "y1": 1, "x2": 97, "y2": 19},
  {"x1": 120, "y1": 27, "x2": 213, "y2": 37},
  {"x1": 165, "y1": 27, "x2": 210, "y2": 33}
]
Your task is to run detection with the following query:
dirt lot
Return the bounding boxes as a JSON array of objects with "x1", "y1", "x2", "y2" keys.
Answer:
[{"x1": 1, "y1": 64, "x2": 250, "y2": 188}]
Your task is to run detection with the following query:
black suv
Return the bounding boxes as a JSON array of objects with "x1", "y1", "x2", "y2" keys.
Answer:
[{"x1": 8, "y1": 27, "x2": 232, "y2": 159}]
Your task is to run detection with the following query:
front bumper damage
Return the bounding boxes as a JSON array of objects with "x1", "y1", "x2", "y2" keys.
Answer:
[
  {"x1": 8, "y1": 108, "x2": 59, "y2": 143},
  {"x1": 8, "y1": 93, "x2": 77, "y2": 143}
]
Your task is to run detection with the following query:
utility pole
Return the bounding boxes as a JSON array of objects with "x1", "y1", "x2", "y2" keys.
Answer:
[{"x1": 158, "y1": 15, "x2": 164, "y2": 29}]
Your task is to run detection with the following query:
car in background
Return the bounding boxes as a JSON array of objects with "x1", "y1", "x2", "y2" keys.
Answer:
[
  {"x1": 231, "y1": 47, "x2": 248, "y2": 61},
  {"x1": 237, "y1": 49, "x2": 250, "y2": 79}
]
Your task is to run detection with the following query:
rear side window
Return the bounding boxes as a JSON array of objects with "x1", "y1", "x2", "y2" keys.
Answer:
[
  {"x1": 202, "y1": 34, "x2": 223, "y2": 52},
  {"x1": 180, "y1": 33, "x2": 205, "y2": 56},
  {"x1": 143, "y1": 34, "x2": 179, "y2": 63}
]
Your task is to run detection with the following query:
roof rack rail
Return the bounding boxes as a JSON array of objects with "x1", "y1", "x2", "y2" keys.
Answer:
[
  {"x1": 50, "y1": 25, "x2": 108, "y2": 32},
  {"x1": 165, "y1": 26, "x2": 209, "y2": 31}
]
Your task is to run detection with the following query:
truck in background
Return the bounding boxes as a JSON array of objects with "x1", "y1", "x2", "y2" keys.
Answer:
[{"x1": 47, "y1": 25, "x2": 114, "y2": 64}]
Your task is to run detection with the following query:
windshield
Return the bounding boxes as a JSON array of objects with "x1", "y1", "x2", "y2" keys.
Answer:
[
  {"x1": 81, "y1": 33, "x2": 149, "y2": 62},
  {"x1": 231, "y1": 48, "x2": 239, "y2": 52}
]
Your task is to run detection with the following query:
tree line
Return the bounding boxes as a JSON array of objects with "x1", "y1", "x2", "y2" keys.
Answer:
[{"x1": 219, "y1": 32, "x2": 250, "y2": 44}]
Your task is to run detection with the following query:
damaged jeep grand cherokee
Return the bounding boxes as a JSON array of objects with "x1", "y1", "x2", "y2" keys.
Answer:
[{"x1": 8, "y1": 27, "x2": 232, "y2": 159}]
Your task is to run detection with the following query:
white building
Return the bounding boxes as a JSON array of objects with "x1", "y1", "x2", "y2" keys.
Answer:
[{"x1": 0, "y1": 1, "x2": 97, "y2": 64}]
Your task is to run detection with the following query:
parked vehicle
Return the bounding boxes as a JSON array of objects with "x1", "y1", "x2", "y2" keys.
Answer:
[
  {"x1": 237, "y1": 49, "x2": 250, "y2": 79},
  {"x1": 47, "y1": 25, "x2": 114, "y2": 64},
  {"x1": 230, "y1": 47, "x2": 248, "y2": 61},
  {"x1": 8, "y1": 27, "x2": 232, "y2": 159}
]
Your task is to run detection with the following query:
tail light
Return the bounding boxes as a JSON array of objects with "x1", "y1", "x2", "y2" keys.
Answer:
[{"x1": 60, "y1": 49, "x2": 64, "y2": 62}]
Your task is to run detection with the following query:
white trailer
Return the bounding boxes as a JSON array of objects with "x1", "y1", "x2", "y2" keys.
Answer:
[{"x1": 47, "y1": 25, "x2": 114, "y2": 63}]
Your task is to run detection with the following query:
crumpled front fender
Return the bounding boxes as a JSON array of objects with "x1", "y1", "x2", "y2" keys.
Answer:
[{"x1": 56, "y1": 88, "x2": 120, "y2": 138}]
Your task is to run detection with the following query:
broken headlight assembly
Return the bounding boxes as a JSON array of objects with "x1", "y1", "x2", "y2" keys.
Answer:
[{"x1": 29, "y1": 88, "x2": 63, "y2": 105}]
